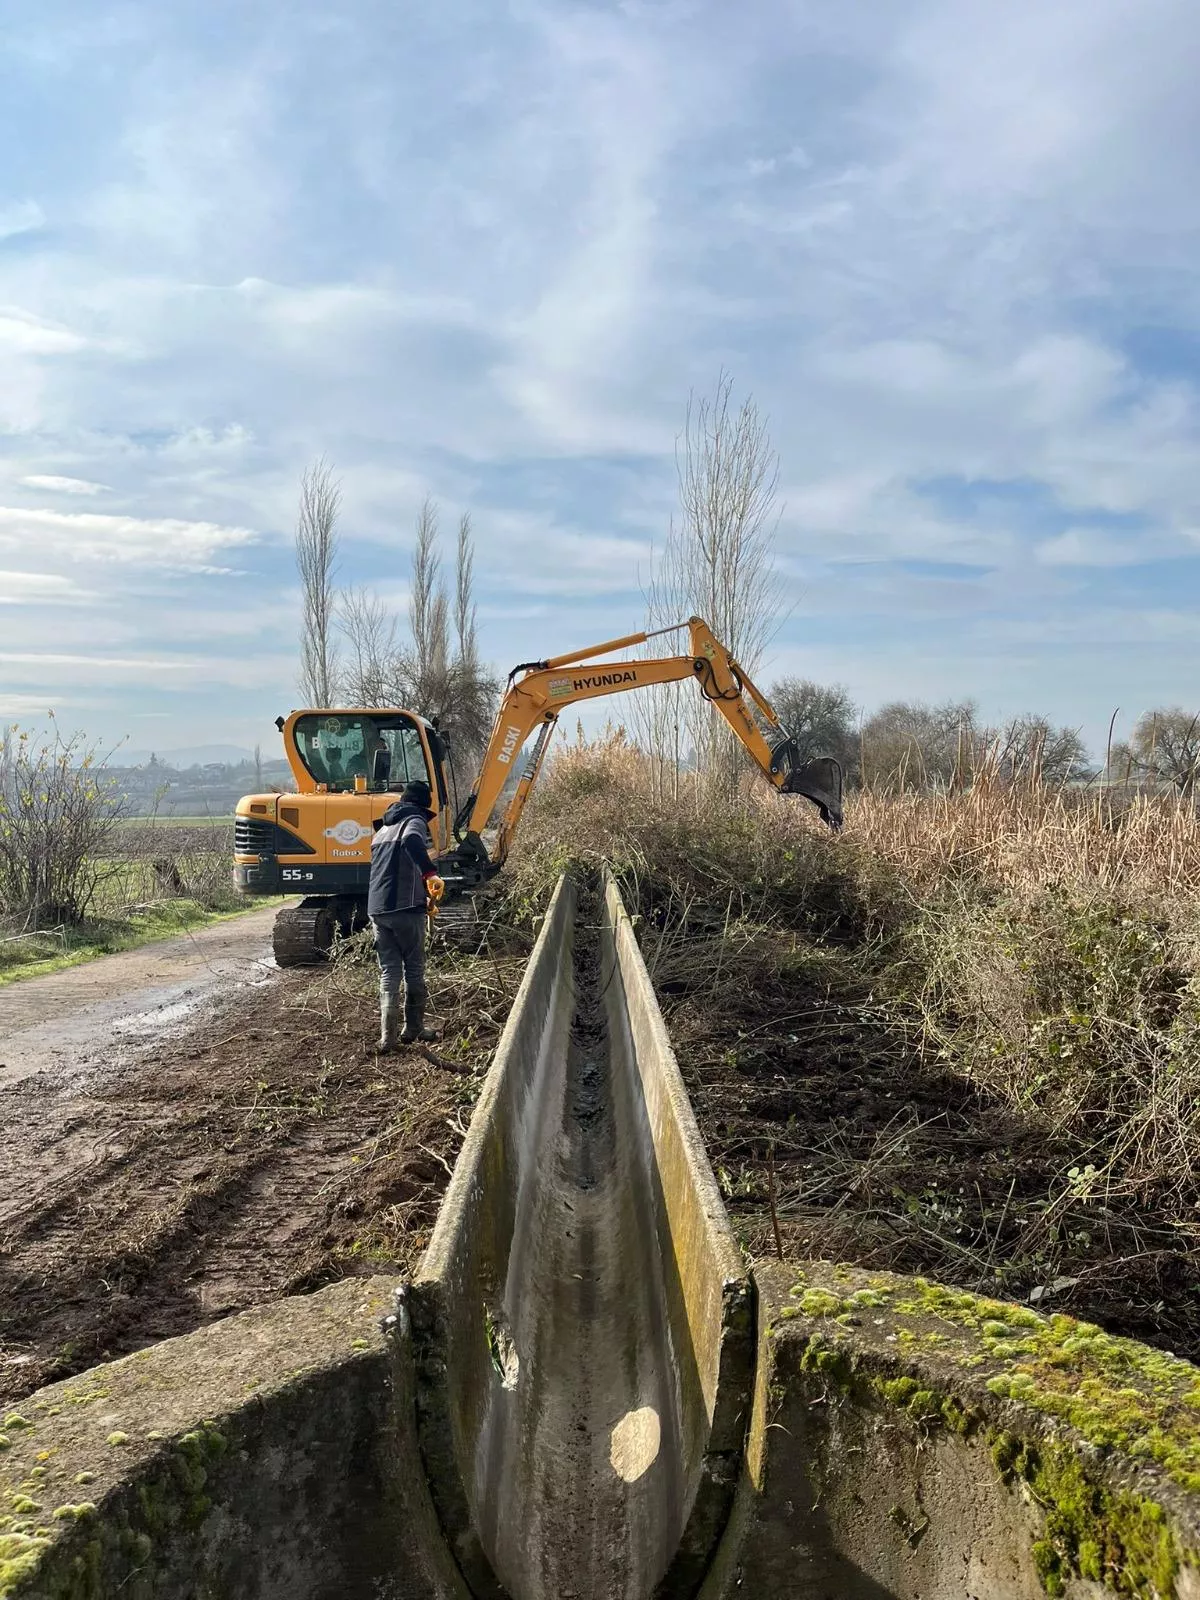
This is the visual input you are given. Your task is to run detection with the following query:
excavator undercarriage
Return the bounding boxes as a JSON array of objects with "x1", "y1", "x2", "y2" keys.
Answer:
[{"x1": 271, "y1": 895, "x2": 368, "y2": 967}]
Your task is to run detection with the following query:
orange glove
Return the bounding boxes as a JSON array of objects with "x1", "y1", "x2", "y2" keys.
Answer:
[{"x1": 424, "y1": 873, "x2": 446, "y2": 915}]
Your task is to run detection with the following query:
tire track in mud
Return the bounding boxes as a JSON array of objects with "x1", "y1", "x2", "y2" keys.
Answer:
[
  {"x1": 0, "y1": 934, "x2": 530, "y2": 1403},
  {"x1": 0, "y1": 1062, "x2": 354, "y2": 1391}
]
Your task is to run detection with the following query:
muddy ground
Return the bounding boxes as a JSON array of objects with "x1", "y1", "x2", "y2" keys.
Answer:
[
  {"x1": 2, "y1": 874, "x2": 1196, "y2": 1406},
  {"x1": 647, "y1": 923, "x2": 1200, "y2": 1363},
  {"x1": 0, "y1": 910, "x2": 529, "y2": 1405},
  {"x1": 0, "y1": 905, "x2": 282, "y2": 1074}
]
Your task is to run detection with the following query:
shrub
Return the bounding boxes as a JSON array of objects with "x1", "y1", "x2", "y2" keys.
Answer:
[{"x1": 0, "y1": 720, "x2": 124, "y2": 928}]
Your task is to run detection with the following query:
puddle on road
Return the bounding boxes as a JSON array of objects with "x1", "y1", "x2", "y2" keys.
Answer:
[
  {"x1": 0, "y1": 936, "x2": 280, "y2": 1087},
  {"x1": 111, "y1": 994, "x2": 209, "y2": 1037},
  {"x1": 107, "y1": 961, "x2": 273, "y2": 1039}
]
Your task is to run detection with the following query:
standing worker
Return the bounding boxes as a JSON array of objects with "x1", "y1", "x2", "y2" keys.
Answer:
[{"x1": 368, "y1": 779, "x2": 445, "y2": 1050}]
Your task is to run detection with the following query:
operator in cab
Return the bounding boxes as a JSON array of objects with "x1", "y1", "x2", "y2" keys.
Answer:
[{"x1": 368, "y1": 780, "x2": 445, "y2": 1050}]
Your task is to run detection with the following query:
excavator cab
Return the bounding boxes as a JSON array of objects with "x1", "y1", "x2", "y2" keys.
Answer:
[
  {"x1": 234, "y1": 708, "x2": 455, "y2": 965},
  {"x1": 285, "y1": 712, "x2": 450, "y2": 810}
]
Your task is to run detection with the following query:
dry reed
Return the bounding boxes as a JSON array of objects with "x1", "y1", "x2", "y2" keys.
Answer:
[
  {"x1": 507, "y1": 734, "x2": 1200, "y2": 1350},
  {"x1": 844, "y1": 785, "x2": 1200, "y2": 897}
]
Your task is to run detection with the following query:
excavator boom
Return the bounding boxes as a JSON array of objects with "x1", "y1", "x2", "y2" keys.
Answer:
[{"x1": 446, "y1": 616, "x2": 842, "y2": 879}]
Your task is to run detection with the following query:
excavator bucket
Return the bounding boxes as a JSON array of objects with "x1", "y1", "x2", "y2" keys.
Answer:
[{"x1": 769, "y1": 744, "x2": 844, "y2": 830}]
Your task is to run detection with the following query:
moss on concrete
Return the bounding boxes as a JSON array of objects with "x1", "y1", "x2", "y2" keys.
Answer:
[
  {"x1": 882, "y1": 1277, "x2": 1200, "y2": 1498},
  {"x1": 0, "y1": 1276, "x2": 399, "y2": 1599},
  {"x1": 0, "y1": 1534, "x2": 49, "y2": 1592},
  {"x1": 759, "y1": 1262, "x2": 1200, "y2": 1599},
  {"x1": 780, "y1": 1287, "x2": 849, "y2": 1322}
]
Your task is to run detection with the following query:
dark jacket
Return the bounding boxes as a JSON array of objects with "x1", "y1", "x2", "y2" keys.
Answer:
[{"x1": 368, "y1": 801, "x2": 436, "y2": 916}]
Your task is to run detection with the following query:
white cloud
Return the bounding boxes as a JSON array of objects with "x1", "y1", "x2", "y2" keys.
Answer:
[
  {"x1": 0, "y1": 200, "x2": 45, "y2": 241},
  {"x1": 777, "y1": 474, "x2": 1017, "y2": 568},
  {"x1": 977, "y1": 608, "x2": 1200, "y2": 647},
  {"x1": 0, "y1": 307, "x2": 91, "y2": 356},
  {"x1": 479, "y1": 516, "x2": 651, "y2": 597},
  {"x1": 0, "y1": 694, "x2": 64, "y2": 718},
  {"x1": 0, "y1": 648, "x2": 299, "y2": 689},
  {"x1": 0, "y1": 506, "x2": 257, "y2": 571},
  {"x1": 1035, "y1": 529, "x2": 1151, "y2": 567},
  {"x1": 234, "y1": 277, "x2": 477, "y2": 335},
  {"x1": 19, "y1": 474, "x2": 110, "y2": 495},
  {"x1": 156, "y1": 424, "x2": 255, "y2": 460},
  {"x1": 0, "y1": 570, "x2": 91, "y2": 603},
  {"x1": 0, "y1": 651, "x2": 202, "y2": 670}
]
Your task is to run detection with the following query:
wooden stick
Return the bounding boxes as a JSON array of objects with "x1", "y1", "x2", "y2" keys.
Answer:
[{"x1": 767, "y1": 1138, "x2": 784, "y2": 1261}]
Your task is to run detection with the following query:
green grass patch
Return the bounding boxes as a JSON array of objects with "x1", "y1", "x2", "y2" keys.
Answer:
[{"x1": 0, "y1": 897, "x2": 285, "y2": 986}]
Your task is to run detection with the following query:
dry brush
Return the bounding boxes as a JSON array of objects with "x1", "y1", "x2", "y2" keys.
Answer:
[{"x1": 507, "y1": 735, "x2": 1200, "y2": 1356}]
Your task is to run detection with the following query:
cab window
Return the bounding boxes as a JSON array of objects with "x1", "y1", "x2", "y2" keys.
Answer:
[{"x1": 292, "y1": 713, "x2": 434, "y2": 795}]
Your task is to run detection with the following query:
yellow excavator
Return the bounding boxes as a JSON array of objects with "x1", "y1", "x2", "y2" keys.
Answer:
[{"x1": 234, "y1": 616, "x2": 843, "y2": 965}]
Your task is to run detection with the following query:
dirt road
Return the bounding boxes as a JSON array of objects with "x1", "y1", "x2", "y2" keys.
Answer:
[
  {"x1": 0, "y1": 911, "x2": 529, "y2": 1405},
  {"x1": 0, "y1": 905, "x2": 281, "y2": 1084}
]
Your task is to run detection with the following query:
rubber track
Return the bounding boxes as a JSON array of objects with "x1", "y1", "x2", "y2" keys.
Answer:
[{"x1": 272, "y1": 902, "x2": 335, "y2": 968}]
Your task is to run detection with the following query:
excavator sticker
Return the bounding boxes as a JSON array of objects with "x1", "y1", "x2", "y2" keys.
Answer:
[
  {"x1": 572, "y1": 668, "x2": 639, "y2": 691},
  {"x1": 324, "y1": 819, "x2": 373, "y2": 845}
]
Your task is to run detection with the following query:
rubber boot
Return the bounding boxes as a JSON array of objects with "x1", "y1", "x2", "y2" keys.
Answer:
[
  {"x1": 399, "y1": 989, "x2": 437, "y2": 1044},
  {"x1": 378, "y1": 983, "x2": 401, "y2": 1053}
]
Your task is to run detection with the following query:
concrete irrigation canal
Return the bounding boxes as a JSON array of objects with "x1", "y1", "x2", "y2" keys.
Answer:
[{"x1": 3, "y1": 876, "x2": 1200, "y2": 1599}]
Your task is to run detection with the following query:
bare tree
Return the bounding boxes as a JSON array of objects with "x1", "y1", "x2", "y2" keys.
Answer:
[
  {"x1": 858, "y1": 701, "x2": 1091, "y2": 792},
  {"x1": 860, "y1": 700, "x2": 980, "y2": 791},
  {"x1": 409, "y1": 499, "x2": 442, "y2": 671},
  {"x1": 455, "y1": 513, "x2": 478, "y2": 668},
  {"x1": 339, "y1": 586, "x2": 400, "y2": 705},
  {"x1": 296, "y1": 457, "x2": 341, "y2": 705},
  {"x1": 990, "y1": 714, "x2": 1091, "y2": 788},
  {"x1": 769, "y1": 678, "x2": 860, "y2": 782},
  {"x1": 399, "y1": 499, "x2": 451, "y2": 718},
  {"x1": 443, "y1": 513, "x2": 496, "y2": 765},
  {"x1": 1114, "y1": 708, "x2": 1200, "y2": 794},
  {"x1": 332, "y1": 499, "x2": 498, "y2": 791},
  {"x1": 675, "y1": 370, "x2": 782, "y2": 672},
  {"x1": 636, "y1": 371, "x2": 784, "y2": 794},
  {"x1": 0, "y1": 717, "x2": 124, "y2": 928},
  {"x1": 396, "y1": 505, "x2": 497, "y2": 776}
]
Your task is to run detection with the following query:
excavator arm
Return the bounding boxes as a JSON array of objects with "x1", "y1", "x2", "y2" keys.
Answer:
[{"x1": 444, "y1": 617, "x2": 843, "y2": 881}]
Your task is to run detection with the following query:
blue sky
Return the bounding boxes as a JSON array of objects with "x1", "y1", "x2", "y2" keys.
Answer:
[{"x1": 1, "y1": 0, "x2": 1199, "y2": 761}]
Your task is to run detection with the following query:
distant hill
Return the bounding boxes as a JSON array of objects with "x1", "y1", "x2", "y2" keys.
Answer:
[{"x1": 109, "y1": 744, "x2": 257, "y2": 770}]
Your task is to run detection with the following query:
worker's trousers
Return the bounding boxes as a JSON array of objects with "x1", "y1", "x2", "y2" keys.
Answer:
[{"x1": 372, "y1": 910, "x2": 428, "y2": 1001}]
